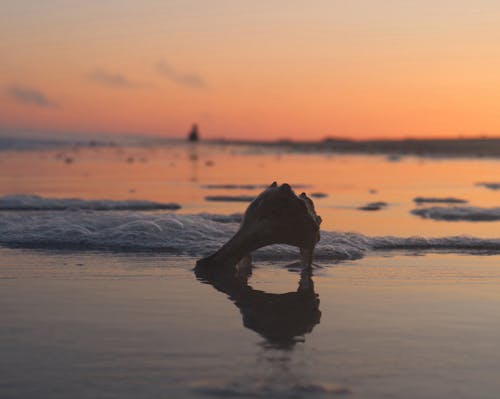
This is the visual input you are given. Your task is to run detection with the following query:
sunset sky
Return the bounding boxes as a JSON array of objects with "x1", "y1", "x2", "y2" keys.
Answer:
[{"x1": 1, "y1": 1, "x2": 500, "y2": 141}]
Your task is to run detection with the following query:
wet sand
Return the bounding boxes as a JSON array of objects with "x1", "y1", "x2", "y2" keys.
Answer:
[{"x1": 2, "y1": 248, "x2": 500, "y2": 399}]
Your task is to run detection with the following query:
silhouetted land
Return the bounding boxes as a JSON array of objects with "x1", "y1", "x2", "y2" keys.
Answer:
[{"x1": 210, "y1": 137, "x2": 500, "y2": 158}]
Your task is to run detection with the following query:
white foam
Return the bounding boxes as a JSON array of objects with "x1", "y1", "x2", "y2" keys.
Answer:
[
  {"x1": 412, "y1": 206, "x2": 500, "y2": 221},
  {"x1": 0, "y1": 195, "x2": 181, "y2": 211},
  {"x1": 198, "y1": 213, "x2": 243, "y2": 223},
  {"x1": 1, "y1": 211, "x2": 499, "y2": 259}
]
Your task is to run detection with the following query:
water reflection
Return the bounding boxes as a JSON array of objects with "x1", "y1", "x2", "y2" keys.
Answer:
[
  {"x1": 195, "y1": 261, "x2": 321, "y2": 349},
  {"x1": 187, "y1": 143, "x2": 199, "y2": 182}
]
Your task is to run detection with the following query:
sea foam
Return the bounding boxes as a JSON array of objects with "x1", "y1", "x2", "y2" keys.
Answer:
[
  {"x1": 412, "y1": 206, "x2": 500, "y2": 221},
  {"x1": 1, "y1": 211, "x2": 499, "y2": 260},
  {"x1": 0, "y1": 195, "x2": 181, "y2": 211}
]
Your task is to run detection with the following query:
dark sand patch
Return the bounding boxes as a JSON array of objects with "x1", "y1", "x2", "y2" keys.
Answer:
[
  {"x1": 358, "y1": 202, "x2": 388, "y2": 211},
  {"x1": 310, "y1": 192, "x2": 328, "y2": 199},
  {"x1": 204, "y1": 195, "x2": 255, "y2": 202},
  {"x1": 202, "y1": 184, "x2": 311, "y2": 190},
  {"x1": 413, "y1": 197, "x2": 468, "y2": 204},
  {"x1": 476, "y1": 182, "x2": 500, "y2": 190}
]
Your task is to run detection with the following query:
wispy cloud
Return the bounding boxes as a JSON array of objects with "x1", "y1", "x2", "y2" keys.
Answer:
[
  {"x1": 87, "y1": 69, "x2": 140, "y2": 89},
  {"x1": 156, "y1": 60, "x2": 206, "y2": 89},
  {"x1": 6, "y1": 85, "x2": 57, "y2": 108}
]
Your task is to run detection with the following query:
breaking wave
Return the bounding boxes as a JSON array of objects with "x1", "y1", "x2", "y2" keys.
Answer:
[
  {"x1": 412, "y1": 206, "x2": 500, "y2": 221},
  {"x1": 1, "y1": 211, "x2": 499, "y2": 260},
  {"x1": 0, "y1": 195, "x2": 181, "y2": 211}
]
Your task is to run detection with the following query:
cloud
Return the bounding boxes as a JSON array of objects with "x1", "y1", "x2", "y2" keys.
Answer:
[
  {"x1": 87, "y1": 69, "x2": 140, "y2": 89},
  {"x1": 156, "y1": 60, "x2": 206, "y2": 88},
  {"x1": 6, "y1": 85, "x2": 57, "y2": 108}
]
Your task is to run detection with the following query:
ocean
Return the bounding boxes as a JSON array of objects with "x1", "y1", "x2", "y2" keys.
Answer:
[{"x1": 1, "y1": 138, "x2": 500, "y2": 398}]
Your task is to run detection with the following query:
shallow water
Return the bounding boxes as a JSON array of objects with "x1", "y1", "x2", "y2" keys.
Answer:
[
  {"x1": 1, "y1": 142, "x2": 500, "y2": 398},
  {"x1": 2, "y1": 249, "x2": 500, "y2": 398},
  {"x1": 1, "y1": 142, "x2": 500, "y2": 237}
]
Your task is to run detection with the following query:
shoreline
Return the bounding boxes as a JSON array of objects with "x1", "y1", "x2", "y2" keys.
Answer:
[
  {"x1": 208, "y1": 137, "x2": 500, "y2": 159},
  {"x1": 2, "y1": 135, "x2": 500, "y2": 159}
]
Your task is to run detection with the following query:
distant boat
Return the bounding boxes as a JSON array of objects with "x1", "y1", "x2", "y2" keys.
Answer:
[{"x1": 188, "y1": 124, "x2": 200, "y2": 142}]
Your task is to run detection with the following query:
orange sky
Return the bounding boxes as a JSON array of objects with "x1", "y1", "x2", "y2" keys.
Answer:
[{"x1": 1, "y1": 1, "x2": 500, "y2": 141}]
